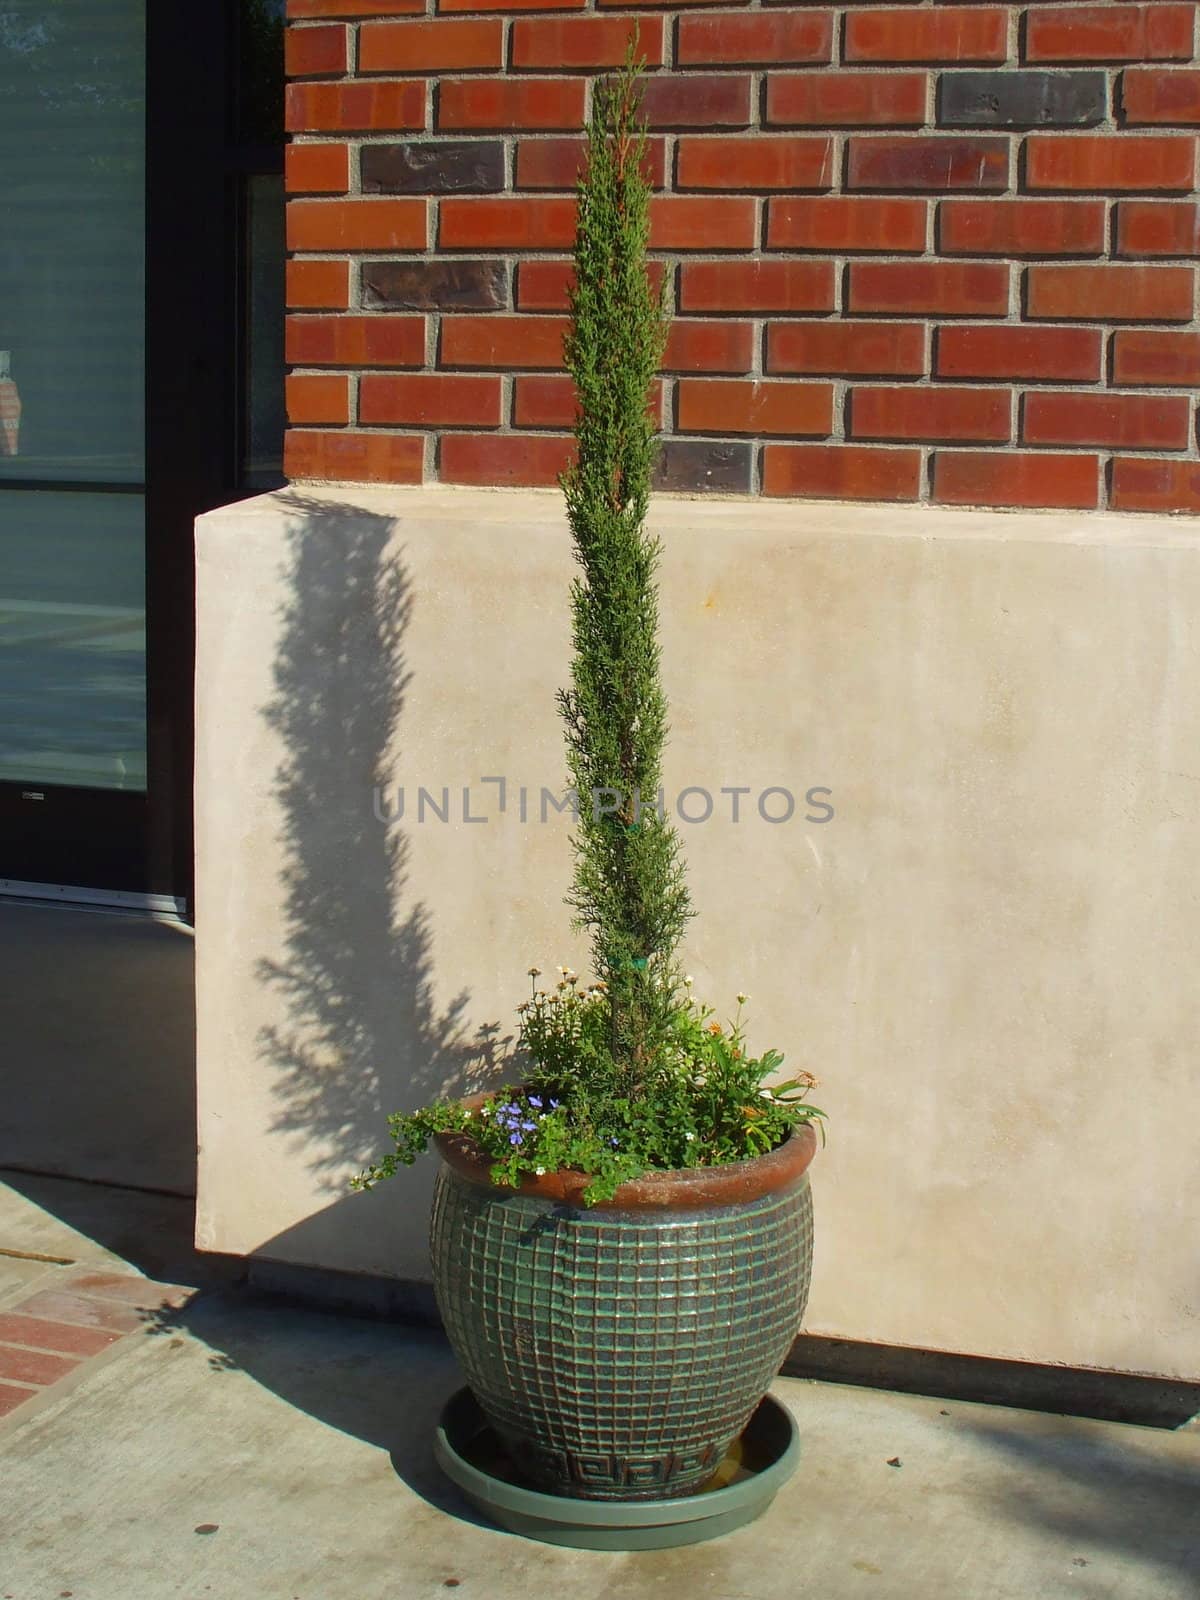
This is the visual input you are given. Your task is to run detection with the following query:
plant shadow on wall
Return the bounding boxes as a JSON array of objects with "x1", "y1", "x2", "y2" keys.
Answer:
[{"x1": 254, "y1": 493, "x2": 504, "y2": 1244}]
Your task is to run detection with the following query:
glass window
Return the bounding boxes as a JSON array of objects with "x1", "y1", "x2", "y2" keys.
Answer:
[
  {"x1": 0, "y1": 1, "x2": 146, "y2": 484},
  {"x1": 0, "y1": 491, "x2": 145, "y2": 790},
  {"x1": 243, "y1": 174, "x2": 286, "y2": 489}
]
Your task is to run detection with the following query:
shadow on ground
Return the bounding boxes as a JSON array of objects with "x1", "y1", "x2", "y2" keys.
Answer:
[{"x1": 961, "y1": 1413, "x2": 1200, "y2": 1593}]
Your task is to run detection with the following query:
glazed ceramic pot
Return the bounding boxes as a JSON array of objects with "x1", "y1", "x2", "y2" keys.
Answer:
[{"x1": 429, "y1": 1120, "x2": 816, "y2": 1502}]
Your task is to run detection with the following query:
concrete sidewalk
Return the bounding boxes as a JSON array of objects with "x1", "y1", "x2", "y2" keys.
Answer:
[{"x1": 1, "y1": 1177, "x2": 1197, "y2": 1600}]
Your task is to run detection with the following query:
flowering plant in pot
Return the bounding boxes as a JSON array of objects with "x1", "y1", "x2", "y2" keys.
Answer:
[{"x1": 356, "y1": 51, "x2": 824, "y2": 1506}]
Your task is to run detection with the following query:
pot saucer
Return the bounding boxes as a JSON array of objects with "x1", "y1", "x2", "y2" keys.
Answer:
[{"x1": 434, "y1": 1387, "x2": 800, "y2": 1550}]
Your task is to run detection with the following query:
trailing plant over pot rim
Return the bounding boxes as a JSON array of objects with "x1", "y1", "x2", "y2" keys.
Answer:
[{"x1": 356, "y1": 46, "x2": 827, "y2": 1507}]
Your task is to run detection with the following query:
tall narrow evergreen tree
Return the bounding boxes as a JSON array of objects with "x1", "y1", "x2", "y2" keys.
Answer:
[{"x1": 559, "y1": 51, "x2": 691, "y2": 1085}]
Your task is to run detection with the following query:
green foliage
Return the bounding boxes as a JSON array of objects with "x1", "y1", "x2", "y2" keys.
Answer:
[
  {"x1": 354, "y1": 973, "x2": 825, "y2": 1205},
  {"x1": 559, "y1": 48, "x2": 691, "y2": 1079},
  {"x1": 356, "y1": 52, "x2": 828, "y2": 1205}
]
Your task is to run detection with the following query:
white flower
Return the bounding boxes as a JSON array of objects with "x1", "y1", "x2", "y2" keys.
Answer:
[
  {"x1": 685, "y1": 1131, "x2": 696, "y2": 1142},
  {"x1": 481, "y1": 1104, "x2": 491, "y2": 1116},
  {"x1": 535, "y1": 1166, "x2": 546, "y2": 1176},
  {"x1": 737, "y1": 992, "x2": 749, "y2": 1005},
  {"x1": 684, "y1": 975, "x2": 694, "y2": 986}
]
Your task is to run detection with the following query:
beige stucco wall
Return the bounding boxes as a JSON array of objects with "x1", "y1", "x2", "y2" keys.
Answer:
[{"x1": 195, "y1": 485, "x2": 1200, "y2": 1380}]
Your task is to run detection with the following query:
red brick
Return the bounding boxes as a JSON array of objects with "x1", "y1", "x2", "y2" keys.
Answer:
[
  {"x1": 1026, "y1": 5, "x2": 1195, "y2": 64},
  {"x1": 665, "y1": 321, "x2": 756, "y2": 373},
  {"x1": 677, "y1": 12, "x2": 834, "y2": 66},
  {"x1": 441, "y1": 314, "x2": 569, "y2": 369},
  {"x1": 0, "y1": 1344, "x2": 81, "y2": 1387},
  {"x1": 285, "y1": 24, "x2": 348, "y2": 77},
  {"x1": 767, "y1": 321, "x2": 927, "y2": 377},
  {"x1": 14, "y1": 1290, "x2": 143, "y2": 1333},
  {"x1": 767, "y1": 196, "x2": 926, "y2": 252},
  {"x1": 288, "y1": 0, "x2": 422, "y2": 14},
  {"x1": 1112, "y1": 329, "x2": 1200, "y2": 385},
  {"x1": 360, "y1": 19, "x2": 503, "y2": 72},
  {"x1": 677, "y1": 378, "x2": 834, "y2": 436},
  {"x1": 440, "y1": 0, "x2": 585, "y2": 11},
  {"x1": 677, "y1": 135, "x2": 833, "y2": 191},
  {"x1": 438, "y1": 78, "x2": 585, "y2": 131},
  {"x1": 440, "y1": 196, "x2": 576, "y2": 248},
  {"x1": 360, "y1": 373, "x2": 502, "y2": 426},
  {"x1": 849, "y1": 261, "x2": 1009, "y2": 315},
  {"x1": 1026, "y1": 135, "x2": 1196, "y2": 192},
  {"x1": 763, "y1": 443, "x2": 922, "y2": 501},
  {"x1": 0, "y1": 1382, "x2": 36, "y2": 1417},
  {"x1": 286, "y1": 142, "x2": 350, "y2": 195},
  {"x1": 440, "y1": 432, "x2": 574, "y2": 486},
  {"x1": 287, "y1": 373, "x2": 351, "y2": 425},
  {"x1": 0, "y1": 1313, "x2": 122, "y2": 1357},
  {"x1": 287, "y1": 199, "x2": 427, "y2": 251},
  {"x1": 851, "y1": 385, "x2": 1010, "y2": 443},
  {"x1": 513, "y1": 374, "x2": 664, "y2": 426},
  {"x1": 286, "y1": 315, "x2": 425, "y2": 366},
  {"x1": 597, "y1": 0, "x2": 726, "y2": 8},
  {"x1": 649, "y1": 196, "x2": 758, "y2": 250},
  {"x1": 679, "y1": 259, "x2": 836, "y2": 312},
  {"x1": 1023, "y1": 391, "x2": 1191, "y2": 449},
  {"x1": 513, "y1": 375, "x2": 577, "y2": 428},
  {"x1": 933, "y1": 451, "x2": 1100, "y2": 510},
  {"x1": 936, "y1": 325, "x2": 1102, "y2": 382},
  {"x1": 1026, "y1": 263, "x2": 1195, "y2": 321},
  {"x1": 940, "y1": 199, "x2": 1105, "y2": 256},
  {"x1": 848, "y1": 135, "x2": 1008, "y2": 191},
  {"x1": 1123, "y1": 68, "x2": 1200, "y2": 126},
  {"x1": 1111, "y1": 457, "x2": 1200, "y2": 513},
  {"x1": 286, "y1": 430, "x2": 424, "y2": 483},
  {"x1": 511, "y1": 15, "x2": 664, "y2": 68},
  {"x1": 515, "y1": 135, "x2": 666, "y2": 189},
  {"x1": 515, "y1": 258, "x2": 667, "y2": 309},
  {"x1": 766, "y1": 71, "x2": 927, "y2": 128},
  {"x1": 640, "y1": 75, "x2": 753, "y2": 128},
  {"x1": 287, "y1": 259, "x2": 351, "y2": 309},
  {"x1": 845, "y1": 8, "x2": 1007, "y2": 64},
  {"x1": 1116, "y1": 201, "x2": 1200, "y2": 256},
  {"x1": 285, "y1": 80, "x2": 425, "y2": 133}
]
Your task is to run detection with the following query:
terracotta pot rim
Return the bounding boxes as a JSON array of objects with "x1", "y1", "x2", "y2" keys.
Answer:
[{"x1": 434, "y1": 1094, "x2": 817, "y2": 1212}]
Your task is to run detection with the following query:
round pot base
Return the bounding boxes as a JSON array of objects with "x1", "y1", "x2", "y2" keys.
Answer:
[{"x1": 434, "y1": 1387, "x2": 800, "y2": 1550}]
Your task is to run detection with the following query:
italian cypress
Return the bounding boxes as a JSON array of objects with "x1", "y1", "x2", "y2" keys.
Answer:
[{"x1": 559, "y1": 50, "x2": 692, "y2": 1086}]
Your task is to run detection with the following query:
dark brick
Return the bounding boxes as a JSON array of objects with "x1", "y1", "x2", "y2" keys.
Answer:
[
  {"x1": 361, "y1": 140, "x2": 504, "y2": 194},
  {"x1": 362, "y1": 259, "x2": 508, "y2": 310},
  {"x1": 654, "y1": 440, "x2": 753, "y2": 494},
  {"x1": 939, "y1": 71, "x2": 1106, "y2": 128}
]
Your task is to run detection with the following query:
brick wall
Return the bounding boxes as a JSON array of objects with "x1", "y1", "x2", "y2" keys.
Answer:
[{"x1": 283, "y1": 0, "x2": 1200, "y2": 513}]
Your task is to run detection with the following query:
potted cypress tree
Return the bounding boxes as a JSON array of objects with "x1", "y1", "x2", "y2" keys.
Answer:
[{"x1": 356, "y1": 51, "x2": 823, "y2": 1528}]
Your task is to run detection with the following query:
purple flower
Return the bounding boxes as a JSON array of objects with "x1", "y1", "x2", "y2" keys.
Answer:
[
  {"x1": 549, "y1": 1099, "x2": 560, "y2": 1111},
  {"x1": 528, "y1": 1096, "x2": 543, "y2": 1109},
  {"x1": 610, "y1": 1137, "x2": 620, "y2": 1148},
  {"x1": 522, "y1": 1120, "x2": 537, "y2": 1132},
  {"x1": 509, "y1": 1133, "x2": 523, "y2": 1146}
]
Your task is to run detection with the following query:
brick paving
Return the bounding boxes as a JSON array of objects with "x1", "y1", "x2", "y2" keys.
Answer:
[{"x1": 0, "y1": 1266, "x2": 192, "y2": 1423}]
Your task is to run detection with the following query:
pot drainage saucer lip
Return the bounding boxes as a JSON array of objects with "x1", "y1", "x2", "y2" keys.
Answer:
[{"x1": 433, "y1": 1388, "x2": 800, "y2": 1550}]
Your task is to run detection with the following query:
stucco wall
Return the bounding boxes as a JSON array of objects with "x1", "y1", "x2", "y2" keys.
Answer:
[{"x1": 195, "y1": 485, "x2": 1200, "y2": 1379}]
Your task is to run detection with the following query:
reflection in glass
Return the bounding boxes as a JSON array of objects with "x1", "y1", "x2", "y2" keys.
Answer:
[
  {"x1": 244, "y1": 175, "x2": 286, "y2": 488},
  {"x1": 0, "y1": 492, "x2": 146, "y2": 790},
  {"x1": 0, "y1": 1, "x2": 146, "y2": 483},
  {"x1": 236, "y1": 0, "x2": 285, "y2": 146}
]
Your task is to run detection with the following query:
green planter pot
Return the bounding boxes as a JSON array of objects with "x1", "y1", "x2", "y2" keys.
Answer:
[{"x1": 429, "y1": 1121, "x2": 816, "y2": 1502}]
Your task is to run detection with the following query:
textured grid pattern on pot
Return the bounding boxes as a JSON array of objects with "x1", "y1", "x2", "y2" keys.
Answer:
[{"x1": 430, "y1": 1166, "x2": 813, "y2": 1500}]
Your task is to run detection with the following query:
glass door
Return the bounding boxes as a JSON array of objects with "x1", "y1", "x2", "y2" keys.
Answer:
[{"x1": 0, "y1": 0, "x2": 149, "y2": 889}]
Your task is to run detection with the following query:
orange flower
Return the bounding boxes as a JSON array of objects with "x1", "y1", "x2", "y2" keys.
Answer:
[{"x1": 708, "y1": 1021, "x2": 722, "y2": 1036}]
